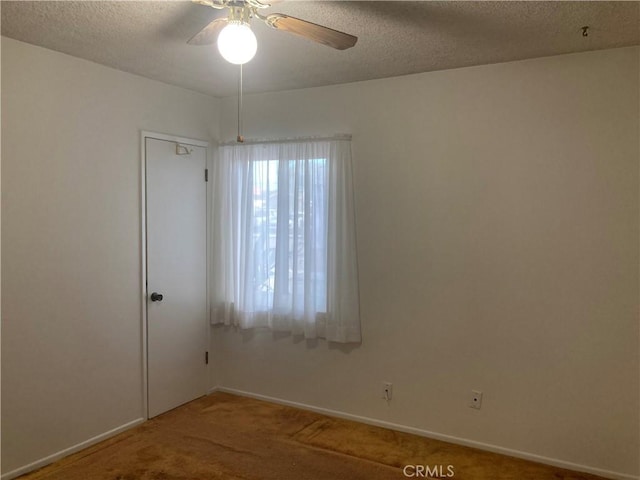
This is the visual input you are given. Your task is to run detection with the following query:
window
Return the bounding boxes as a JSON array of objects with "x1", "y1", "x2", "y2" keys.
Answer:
[
  {"x1": 251, "y1": 157, "x2": 327, "y2": 312},
  {"x1": 210, "y1": 138, "x2": 360, "y2": 343}
]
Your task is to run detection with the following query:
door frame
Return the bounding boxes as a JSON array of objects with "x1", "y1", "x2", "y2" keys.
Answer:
[{"x1": 140, "y1": 131, "x2": 210, "y2": 420}]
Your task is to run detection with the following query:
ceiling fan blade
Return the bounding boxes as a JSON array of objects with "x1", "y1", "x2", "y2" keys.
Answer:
[
  {"x1": 187, "y1": 18, "x2": 228, "y2": 45},
  {"x1": 266, "y1": 14, "x2": 357, "y2": 50}
]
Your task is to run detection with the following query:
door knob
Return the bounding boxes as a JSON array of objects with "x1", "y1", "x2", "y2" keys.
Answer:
[{"x1": 150, "y1": 292, "x2": 164, "y2": 302}]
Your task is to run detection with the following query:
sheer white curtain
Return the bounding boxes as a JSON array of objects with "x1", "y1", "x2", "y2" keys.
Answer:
[{"x1": 210, "y1": 138, "x2": 360, "y2": 343}]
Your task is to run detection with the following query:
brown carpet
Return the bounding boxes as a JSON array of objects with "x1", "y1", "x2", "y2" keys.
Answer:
[{"x1": 19, "y1": 392, "x2": 606, "y2": 480}]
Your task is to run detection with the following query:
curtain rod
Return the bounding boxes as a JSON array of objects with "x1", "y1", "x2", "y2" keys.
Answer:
[{"x1": 220, "y1": 134, "x2": 352, "y2": 147}]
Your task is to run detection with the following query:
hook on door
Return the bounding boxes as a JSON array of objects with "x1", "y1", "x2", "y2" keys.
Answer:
[{"x1": 176, "y1": 144, "x2": 193, "y2": 155}]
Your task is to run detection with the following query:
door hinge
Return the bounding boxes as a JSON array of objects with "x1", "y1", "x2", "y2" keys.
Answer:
[
  {"x1": 205, "y1": 351, "x2": 209, "y2": 364},
  {"x1": 205, "y1": 169, "x2": 208, "y2": 182}
]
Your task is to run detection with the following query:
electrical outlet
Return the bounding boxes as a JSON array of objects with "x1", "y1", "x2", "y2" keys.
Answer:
[
  {"x1": 469, "y1": 390, "x2": 483, "y2": 409},
  {"x1": 382, "y1": 382, "x2": 393, "y2": 401}
]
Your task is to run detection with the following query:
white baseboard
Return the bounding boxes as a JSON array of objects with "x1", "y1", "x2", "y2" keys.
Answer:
[
  {"x1": 1, "y1": 418, "x2": 145, "y2": 480},
  {"x1": 210, "y1": 386, "x2": 639, "y2": 480}
]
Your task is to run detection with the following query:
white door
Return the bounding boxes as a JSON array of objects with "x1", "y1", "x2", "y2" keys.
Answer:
[{"x1": 145, "y1": 136, "x2": 207, "y2": 418}]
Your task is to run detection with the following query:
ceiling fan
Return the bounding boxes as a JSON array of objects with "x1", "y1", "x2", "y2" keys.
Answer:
[
  {"x1": 188, "y1": 0, "x2": 356, "y2": 142},
  {"x1": 188, "y1": 0, "x2": 358, "y2": 64}
]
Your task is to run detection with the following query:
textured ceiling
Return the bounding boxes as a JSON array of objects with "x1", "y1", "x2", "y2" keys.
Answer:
[{"x1": 2, "y1": 1, "x2": 638, "y2": 97}]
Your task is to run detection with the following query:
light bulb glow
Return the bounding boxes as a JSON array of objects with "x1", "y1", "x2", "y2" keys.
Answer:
[{"x1": 217, "y1": 22, "x2": 257, "y2": 65}]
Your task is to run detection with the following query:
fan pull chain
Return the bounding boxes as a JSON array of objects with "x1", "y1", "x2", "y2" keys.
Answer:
[{"x1": 237, "y1": 64, "x2": 244, "y2": 143}]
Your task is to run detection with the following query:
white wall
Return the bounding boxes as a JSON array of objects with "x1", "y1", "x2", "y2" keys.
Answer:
[
  {"x1": 1, "y1": 37, "x2": 219, "y2": 475},
  {"x1": 216, "y1": 47, "x2": 639, "y2": 478},
  {"x1": 2, "y1": 36, "x2": 637, "y2": 480}
]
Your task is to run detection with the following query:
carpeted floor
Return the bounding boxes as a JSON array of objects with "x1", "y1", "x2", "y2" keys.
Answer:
[{"x1": 19, "y1": 392, "x2": 606, "y2": 480}]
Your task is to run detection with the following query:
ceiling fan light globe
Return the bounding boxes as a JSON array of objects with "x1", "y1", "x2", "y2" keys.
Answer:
[{"x1": 217, "y1": 23, "x2": 257, "y2": 65}]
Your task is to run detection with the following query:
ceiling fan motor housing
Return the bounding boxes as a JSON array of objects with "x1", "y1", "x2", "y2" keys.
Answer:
[{"x1": 228, "y1": 5, "x2": 252, "y2": 25}]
